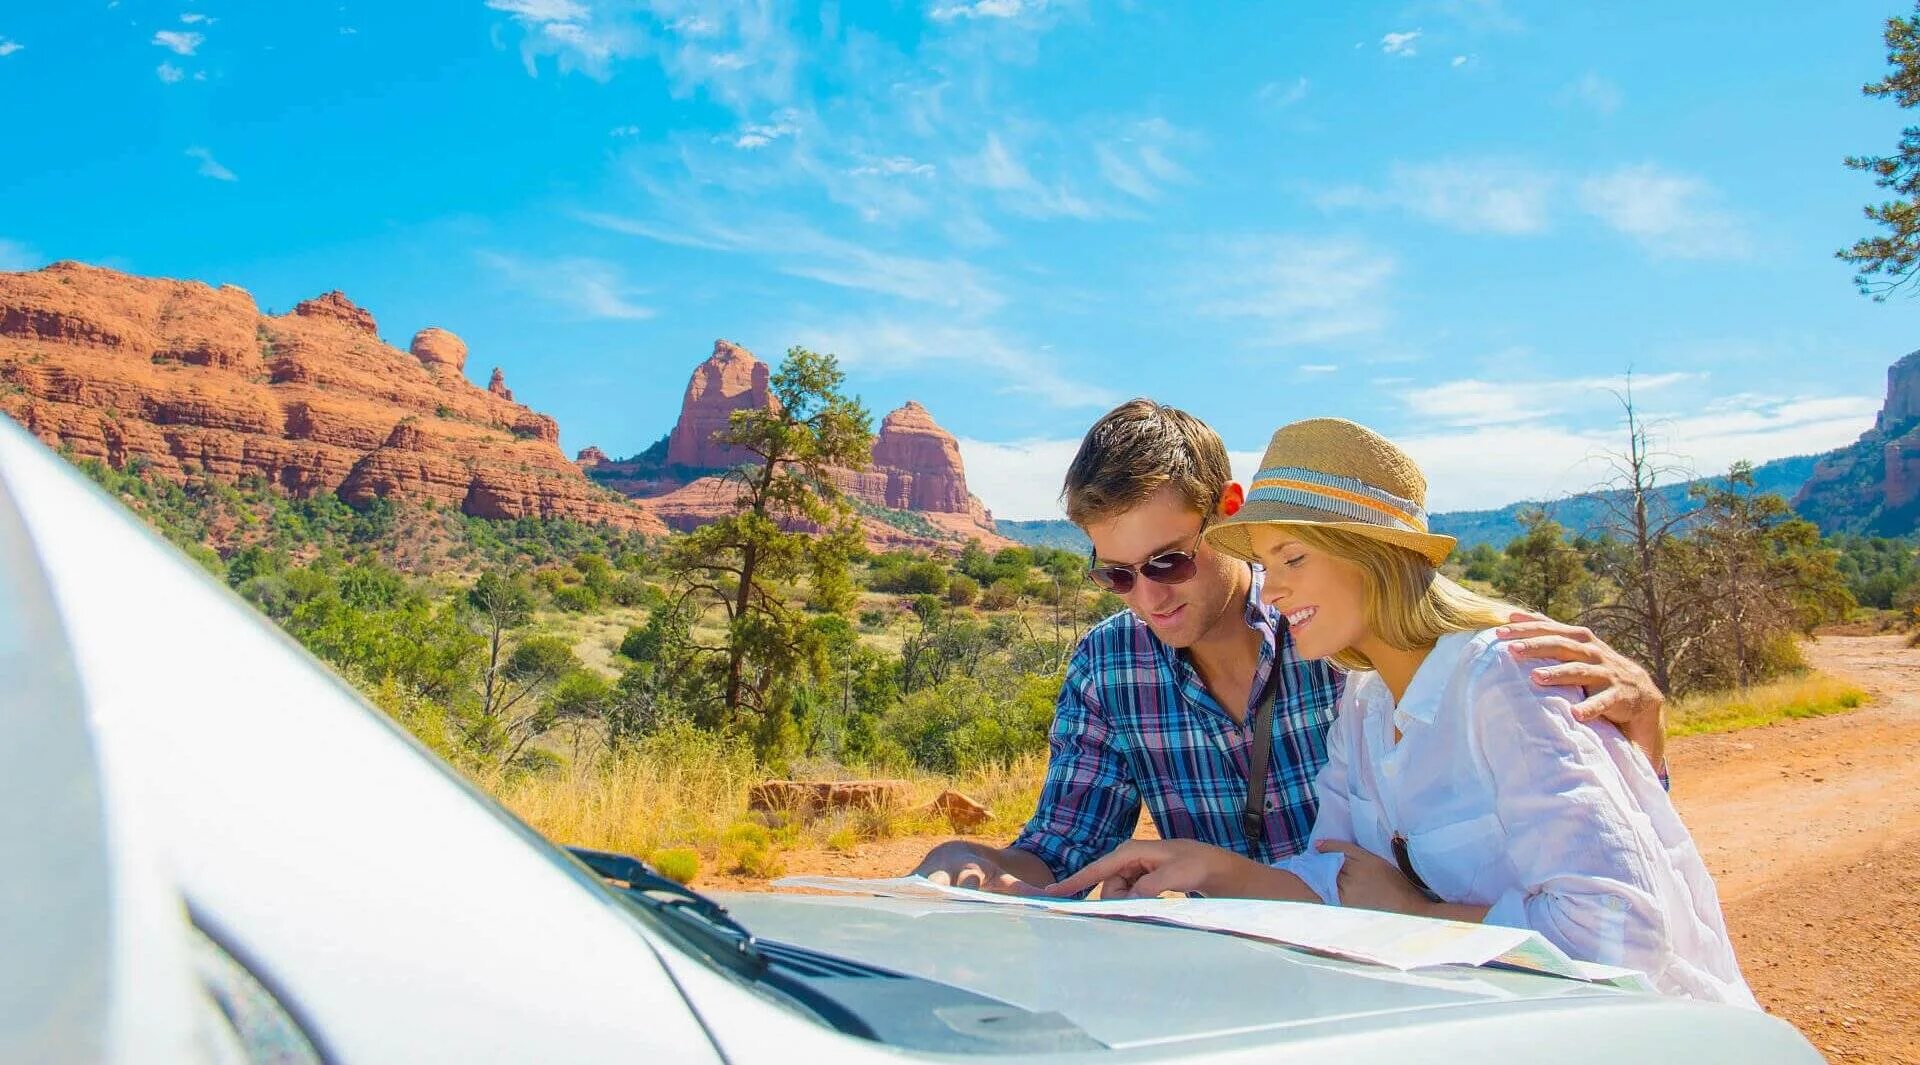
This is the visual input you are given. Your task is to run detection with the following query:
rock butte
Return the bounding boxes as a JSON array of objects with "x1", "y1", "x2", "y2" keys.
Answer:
[
  {"x1": 592, "y1": 339, "x2": 1013, "y2": 551},
  {"x1": 1795, "y1": 348, "x2": 1920, "y2": 534},
  {"x1": 0, "y1": 262, "x2": 663, "y2": 533}
]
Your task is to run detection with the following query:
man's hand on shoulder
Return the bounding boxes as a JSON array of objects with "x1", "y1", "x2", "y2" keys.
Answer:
[
  {"x1": 910, "y1": 839, "x2": 1053, "y2": 897},
  {"x1": 1497, "y1": 612, "x2": 1667, "y2": 769}
]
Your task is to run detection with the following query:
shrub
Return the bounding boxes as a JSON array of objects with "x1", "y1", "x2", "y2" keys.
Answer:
[
  {"x1": 551, "y1": 583, "x2": 602, "y2": 613},
  {"x1": 649, "y1": 847, "x2": 701, "y2": 885},
  {"x1": 980, "y1": 578, "x2": 1022, "y2": 611},
  {"x1": 946, "y1": 573, "x2": 981, "y2": 607}
]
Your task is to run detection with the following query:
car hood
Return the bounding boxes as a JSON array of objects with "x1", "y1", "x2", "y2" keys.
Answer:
[{"x1": 715, "y1": 890, "x2": 1622, "y2": 1050}]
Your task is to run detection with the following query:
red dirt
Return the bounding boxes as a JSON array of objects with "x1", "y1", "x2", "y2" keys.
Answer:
[{"x1": 729, "y1": 635, "x2": 1920, "y2": 1059}]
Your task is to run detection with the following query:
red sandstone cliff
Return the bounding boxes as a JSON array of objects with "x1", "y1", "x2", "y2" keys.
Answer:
[
  {"x1": 0, "y1": 262, "x2": 664, "y2": 533},
  {"x1": 598, "y1": 340, "x2": 1009, "y2": 550},
  {"x1": 1794, "y1": 348, "x2": 1920, "y2": 534}
]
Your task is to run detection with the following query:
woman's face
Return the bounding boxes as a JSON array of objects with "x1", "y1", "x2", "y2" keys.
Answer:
[{"x1": 1248, "y1": 526, "x2": 1371, "y2": 660}]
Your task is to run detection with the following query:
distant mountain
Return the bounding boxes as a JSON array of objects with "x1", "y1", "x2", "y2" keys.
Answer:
[
  {"x1": 1432, "y1": 453, "x2": 1824, "y2": 551},
  {"x1": 1791, "y1": 349, "x2": 1920, "y2": 536},
  {"x1": 999, "y1": 519, "x2": 1090, "y2": 553}
]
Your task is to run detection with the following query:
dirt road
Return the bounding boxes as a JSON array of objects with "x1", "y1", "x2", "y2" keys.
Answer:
[
  {"x1": 737, "y1": 634, "x2": 1920, "y2": 1059},
  {"x1": 1679, "y1": 635, "x2": 1920, "y2": 1062}
]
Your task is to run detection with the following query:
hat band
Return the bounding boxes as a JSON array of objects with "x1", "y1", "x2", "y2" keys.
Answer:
[{"x1": 1246, "y1": 466, "x2": 1429, "y2": 534}]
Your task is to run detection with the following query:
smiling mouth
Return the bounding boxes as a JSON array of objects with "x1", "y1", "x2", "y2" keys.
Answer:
[
  {"x1": 1150, "y1": 604, "x2": 1187, "y2": 624},
  {"x1": 1284, "y1": 606, "x2": 1317, "y2": 629}
]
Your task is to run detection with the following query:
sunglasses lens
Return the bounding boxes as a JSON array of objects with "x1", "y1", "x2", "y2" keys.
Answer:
[
  {"x1": 1141, "y1": 551, "x2": 1198, "y2": 585},
  {"x1": 1089, "y1": 566, "x2": 1135, "y2": 593}
]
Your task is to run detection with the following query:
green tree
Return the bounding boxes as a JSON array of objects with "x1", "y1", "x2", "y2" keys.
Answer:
[
  {"x1": 1494, "y1": 510, "x2": 1589, "y2": 621},
  {"x1": 663, "y1": 347, "x2": 874, "y2": 742},
  {"x1": 1840, "y1": 2, "x2": 1920, "y2": 297}
]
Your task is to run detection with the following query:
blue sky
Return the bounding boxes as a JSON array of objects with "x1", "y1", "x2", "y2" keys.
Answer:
[{"x1": 1, "y1": 1, "x2": 1915, "y2": 518}]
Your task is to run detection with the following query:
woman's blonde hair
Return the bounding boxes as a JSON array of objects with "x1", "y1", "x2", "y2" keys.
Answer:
[{"x1": 1278, "y1": 523, "x2": 1515, "y2": 672}]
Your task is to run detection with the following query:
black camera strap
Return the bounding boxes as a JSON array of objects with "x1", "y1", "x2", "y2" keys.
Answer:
[{"x1": 1240, "y1": 668, "x2": 1282, "y2": 854}]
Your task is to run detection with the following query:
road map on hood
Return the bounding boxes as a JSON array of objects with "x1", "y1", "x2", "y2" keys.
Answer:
[{"x1": 771, "y1": 875, "x2": 1652, "y2": 991}]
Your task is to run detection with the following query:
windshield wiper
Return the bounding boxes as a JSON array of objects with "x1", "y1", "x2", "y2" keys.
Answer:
[{"x1": 568, "y1": 846, "x2": 767, "y2": 979}]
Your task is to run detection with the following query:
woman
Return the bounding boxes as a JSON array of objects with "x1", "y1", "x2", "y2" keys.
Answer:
[{"x1": 1047, "y1": 417, "x2": 1754, "y2": 1006}]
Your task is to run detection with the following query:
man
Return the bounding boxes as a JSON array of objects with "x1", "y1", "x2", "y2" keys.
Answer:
[{"x1": 911, "y1": 399, "x2": 1666, "y2": 895}]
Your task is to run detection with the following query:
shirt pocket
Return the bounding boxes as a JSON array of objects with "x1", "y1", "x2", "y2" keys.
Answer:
[
  {"x1": 1404, "y1": 811, "x2": 1505, "y2": 904},
  {"x1": 1344, "y1": 795, "x2": 1391, "y2": 858}
]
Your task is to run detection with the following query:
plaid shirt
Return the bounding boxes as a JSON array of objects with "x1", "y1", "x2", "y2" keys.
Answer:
[{"x1": 1012, "y1": 565, "x2": 1342, "y2": 881}]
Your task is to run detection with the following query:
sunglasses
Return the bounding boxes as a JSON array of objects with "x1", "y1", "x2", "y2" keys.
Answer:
[{"x1": 1087, "y1": 530, "x2": 1205, "y2": 594}]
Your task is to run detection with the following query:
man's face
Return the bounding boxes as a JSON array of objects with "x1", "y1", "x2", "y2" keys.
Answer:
[{"x1": 1084, "y1": 485, "x2": 1245, "y2": 649}]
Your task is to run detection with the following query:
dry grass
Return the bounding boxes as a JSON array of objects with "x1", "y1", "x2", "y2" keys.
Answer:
[
  {"x1": 1668, "y1": 672, "x2": 1868, "y2": 738},
  {"x1": 493, "y1": 728, "x2": 1048, "y2": 879}
]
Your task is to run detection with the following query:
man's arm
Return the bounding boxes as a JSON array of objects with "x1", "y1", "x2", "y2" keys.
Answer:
[{"x1": 1496, "y1": 614, "x2": 1667, "y2": 772}]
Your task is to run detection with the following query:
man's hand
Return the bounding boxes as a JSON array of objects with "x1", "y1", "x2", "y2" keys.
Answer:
[
  {"x1": 1045, "y1": 839, "x2": 1314, "y2": 901},
  {"x1": 910, "y1": 840, "x2": 1051, "y2": 897},
  {"x1": 1498, "y1": 612, "x2": 1666, "y2": 769}
]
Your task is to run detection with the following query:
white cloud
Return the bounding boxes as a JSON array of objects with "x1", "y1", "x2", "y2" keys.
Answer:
[
  {"x1": 1190, "y1": 235, "x2": 1398, "y2": 347},
  {"x1": 0, "y1": 38, "x2": 22, "y2": 57},
  {"x1": 156, "y1": 62, "x2": 185, "y2": 83},
  {"x1": 487, "y1": 0, "x2": 588, "y2": 19},
  {"x1": 179, "y1": 12, "x2": 215, "y2": 24},
  {"x1": 929, "y1": 0, "x2": 1046, "y2": 21},
  {"x1": 1578, "y1": 163, "x2": 1749, "y2": 259},
  {"x1": 1300, "y1": 364, "x2": 1339, "y2": 374},
  {"x1": 582, "y1": 208, "x2": 1006, "y2": 313},
  {"x1": 1322, "y1": 159, "x2": 1555, "y2": 235},
  {"x1": 725, "y1": 112, "x2": 803, "y2": 149},
  {"x1": 850, "y1": 155, "x2": 937, "y2": 178},
  {"x1": 1398, "y1": 371, "x2": 1698, "y2": 429},
  {"x1": 1257, "y1": 77, "x2": 1309, "y2": 108},
  {"x1": 0, "y1": 239, "x2": 41, "y2": 272},
  {"x1": 793, "y1": 317, "x2": 1119, "y2": 411},
  {"x1": 960, "y1": 435, "x2": 1262, "y2": 520},
  {"x1": 152, "y1": 30, "x2": 203, "y2": 55},
  {"x1": 1381, "y1": 30, "x2": 1421, "y2": 57},
  {"x1": 1451, "y1": 54, "x2": 1469, "y2": 68},
  {"x1": 609, "y1": 124, "x2": 641, "y2": 137},
  {"x1": 185, "y1": 146, "x2": 235, "y2": 181},
  {"x1": 478, "y1": 251, "x2": 655, "y2": 320},
  {"x1": 960, "y1": 132, "x2": 1109, "y2": 220},
  {"x1": 1093, "y1": 118, "x2": 1193, "y2": 202},
  {"x1": 1565, "y1": 72, "x2": 1622, "y2": 116}
]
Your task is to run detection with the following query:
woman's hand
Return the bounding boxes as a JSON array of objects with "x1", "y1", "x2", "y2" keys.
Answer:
[
  {"x1": 1045, "y1": 839, "x2": 1286, "y2": 900},
  {"x1": 1315, "y1": 840, "x2": 1435, "y2": 915}
]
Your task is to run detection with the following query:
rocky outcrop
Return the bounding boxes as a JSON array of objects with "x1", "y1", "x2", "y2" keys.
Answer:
[
  {"x1": 0, "y1": 262, "x2": 664, "y2": 534},
  {"x1": 1794, "y1": 349, "x2": 1920, "y2": 535},
  {"x1": 575, "y1": 445, "x2": 611, "y2": 468},
  {"x1": 410, "y1": 327, "x2": 467, "y2": 374},
  {"x1": 488, "y1": 367, "x2": 513, "y2": 401},
  {"x1": 637, "y1": 340, "x2": 1008, "y2": 550},
  {"x1": 664, "y1": 339, "x2": 773, "y2": 469}
]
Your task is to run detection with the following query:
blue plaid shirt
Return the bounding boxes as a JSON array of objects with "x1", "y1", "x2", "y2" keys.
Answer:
[{"x1": 1012, "y1": 565, "x2": 1342, "y2": 880}]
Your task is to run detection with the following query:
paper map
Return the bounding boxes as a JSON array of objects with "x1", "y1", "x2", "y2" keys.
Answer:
[{"x1": 769, "y1": 874, "x2": 1654, "y2": 991}]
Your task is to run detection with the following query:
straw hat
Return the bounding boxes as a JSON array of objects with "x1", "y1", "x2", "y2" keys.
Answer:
[{"x1": 1205, "y1": 418, "x2": 1456, "y2": 567}]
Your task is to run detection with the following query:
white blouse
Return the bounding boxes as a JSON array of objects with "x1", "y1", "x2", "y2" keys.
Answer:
[{"x1": 1279, "y1": 629, "x2": 1756, "y2": 1006}]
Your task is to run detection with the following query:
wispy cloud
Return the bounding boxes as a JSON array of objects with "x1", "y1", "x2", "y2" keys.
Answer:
[
  {"x1": 1577, "y1": 163, "x2": 1749, "y2": 259},
  {"x1": 157, "y1": 62, "x2": 185, "y2": 83},
  {"x1": 1320, "y1": 159, "x2": 1555, "y2": 235},
  {"x1": 960, "y1": 132, "x2": 1106, "y2": 220},
  {"x1": 724, "y1": 111, "x2": 803, "y2": 150},
  {"x1": 1381, "y1": 30, "x2": 1421, "y2": 57},
  {"x1": 179, "y1": 12, "x2": 215, "y2": 25},
  {"x1": 1563, "y1": 72, "x2": 1623, "y2": 116},
  {"x1": 152, "y1": 30, "x2": 203, "y2": 55},
  {"x1": 1398, "y1": 371, "x2": 1698, "y2": 428},
  {"x1": 185, "y1": 146, "x2": 235, "y2": 181},
  {"x1": 1093, "y1": 118, "x2": 1193, "y2": 202},
  {"x1": 1189, "y1": 234, "x2": 1398, "y2": 347},
  {"x1": 797, "y1": 316, "x2": 1117, "y2": 411},
  {"x1": 582, "y1": 208, "x2": 1005, "y2": 312},
  {"x1": 0, "y1": 239, "x2": 41, "y2": 272},
  {"x1": 0, "y1": 38, "x2": 22, "y2": 57},
  {"x1": 1257, "y1": 77, "x2": 1309, "y2": 108},
  {"x1": 929, "y1": 0, "x2": 1048, "y2": 21},
  {"x1": 478, "y1": 251, "x2": 655, "y2": 319},
  {"x1": 850, "y1": 155, "x2": 936, "y2": 178}
]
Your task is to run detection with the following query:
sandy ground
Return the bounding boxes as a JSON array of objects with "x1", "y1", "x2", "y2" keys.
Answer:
[{"x1": 727, "y1": 634, "x2": 1920, "y2": 1061}]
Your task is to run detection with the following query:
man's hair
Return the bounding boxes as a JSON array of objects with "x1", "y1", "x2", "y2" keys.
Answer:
[{"x1": 1062, "y1": 399, "x2": 1234, "y2": 527}]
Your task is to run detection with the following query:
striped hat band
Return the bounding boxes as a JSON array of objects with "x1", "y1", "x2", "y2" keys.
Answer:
[{"x1": 1245, "y1": 465, "x2": 1430, "y2": 534}]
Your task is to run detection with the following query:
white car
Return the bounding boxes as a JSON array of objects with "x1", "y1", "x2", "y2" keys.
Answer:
[{"x1": 0, "y1": 415, "x2": 1821, "y2": 1064}]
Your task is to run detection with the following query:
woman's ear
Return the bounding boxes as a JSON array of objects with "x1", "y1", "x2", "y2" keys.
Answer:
[{"x1": 1218, "y1": 482, "x2": 1245, "y2": 518}]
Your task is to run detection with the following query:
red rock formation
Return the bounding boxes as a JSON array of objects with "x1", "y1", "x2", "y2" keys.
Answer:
[
  {"x1": 664, "y1": 339, "x2": 773, "y2": 468},
  {"x1": 410, "y1": 327, "x2": 467, "y2": 375},
  {"x1": 294, "y1": 290, "x2": 378, "y2": 335},
  {"x1": 488, "y1": 367, "x2": 513, "y2": 401},
  {"x1": 575, "y1": 445, "x2": 611, "y2": 468},
  {"x1": 0, "y1": 262, "x2": 664, "y2": 534},
  {"x1": 637, "y1": 341, "x2": 1009, "y2": 550}
]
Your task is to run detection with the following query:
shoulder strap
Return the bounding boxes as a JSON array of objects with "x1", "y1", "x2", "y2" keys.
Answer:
[{"x1": 1240, "y1": 669, "x2": 1281, "y2": 852}]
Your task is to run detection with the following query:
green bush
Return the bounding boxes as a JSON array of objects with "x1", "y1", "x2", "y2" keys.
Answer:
[
  {"x1": 649, "y1": 847, "x2": 701, "y2": 885},
  {"x1": 880, "y1": 672, "x2": 1058, "y2": 774}
]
